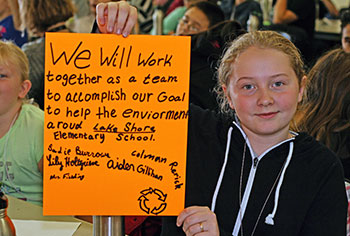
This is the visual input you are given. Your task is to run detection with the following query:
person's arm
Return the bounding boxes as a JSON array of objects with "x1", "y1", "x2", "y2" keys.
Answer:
[
  {"x1": 177, "y1": 206, "x2": 220, "y2": 236},
  {"x1": 321, "y1": 0, "x2": 339, "y2": 17},
  {"x1": 273, "y1": 0, "x2": 298, "y2": 24},
  {"x1": 38, "y1": 157, "x2": 43, "y2": 173},
  {"x1": 7, "y1": 0, "x2": 21, "y2": 30},
  {"x1": 95, "y1": 1, "x2": 137, "y2": 37}
]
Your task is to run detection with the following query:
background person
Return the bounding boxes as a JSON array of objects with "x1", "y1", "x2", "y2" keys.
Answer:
[
  {"x1": 269, "y1": 0, "x2": 315, "y2": 62},
  {"x1": 0, "y1": 0, "x2": 27, "y2": 47},
  {"x1": 295, "y1": 48, "x2": 350, "y2": 179},
  {"x1": 150, "y1": 0, "x2": 205, "y2": 35},
  {"x1": 341, "y1": 9, "x2": 350, "y2": 53},
  {"x1": 189, "y1": 20, "x2": 246, "y2": 110},
  {"x1": 20, "y1": 0, "x2": 75, "y2": 110},
  {"x1": 0, "y1": 40, "x2": 43, "y2": 205},
  {"x1": 175, "y1": 1, "x2": 224, "y2": 36}
]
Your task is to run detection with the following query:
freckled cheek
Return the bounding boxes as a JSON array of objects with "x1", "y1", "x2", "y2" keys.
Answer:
[
  {"x1": 0, "y1": 85, "x2": 7, "y2": 94},
  {"x1": 277, "y1": 94, "x2": 299, "y2": 112},
  {"x1": 232, "y1": 96, "x2": 255, "y2": 114},
  {"x1": 0, "y1": 85, "x2": 17, "y2": 97}
]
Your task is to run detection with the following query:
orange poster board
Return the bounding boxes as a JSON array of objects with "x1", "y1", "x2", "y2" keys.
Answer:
[{"x1": 43, "y1": 33, "x2": 190, "y2": 216}]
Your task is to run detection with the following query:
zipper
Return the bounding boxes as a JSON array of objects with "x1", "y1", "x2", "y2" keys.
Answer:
[{"x1": 253, "y1": 157, "x2": 259, "y2": 168}]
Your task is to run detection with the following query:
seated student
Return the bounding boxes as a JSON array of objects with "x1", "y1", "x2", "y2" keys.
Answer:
[
  {"x1": 173, "y1": 1, "x2": 228, "y2": 110},
  {"x1": 272, "y1": 0, "x2": 315, "y2": 39},
  {"x1": 219, "y1": 0, "x2": 263, "y2": 31},
  {"x1": 233, "y1": 0, "x2": 263, "y2": 31},
  {"x1": 295, "y1": 48, "x2": 350, "y2": 179},
  {"x1": 340, "y1": 9, "x2": 350, "y2": 53},
  {"x1": 318, "y1": 0, "x2": 339, "y2": 19},
  {"x1": 99, "y1": 4, "x2": 347, "y2": 235},
  {"x1": 189, "y1": 20, "x2": 246, "y2": 110},
  {"x1": 269, "y1": 0, "x2": 315, "y2": 62},
  {"x1": 149, "y1": 1, "x2": 228, "y2": 110},
  {"x1": 0, "y1": 0, "x2": 28, "y2": 47},
  {"x1": 175, "y1": 1, "x2": 224, "y2": 36},
  {"x1": 0, "y1": 40, "x2": 43, "y2": 205},
  {"x1": 20, "y1": 0, "x2": 75, "y2": 110},
  {"x1": 166, "y1": 0, "x2": 184, "y2": 16},
  {"x1": 151, "y1": 0, "x2": 204, "y2": 35}
]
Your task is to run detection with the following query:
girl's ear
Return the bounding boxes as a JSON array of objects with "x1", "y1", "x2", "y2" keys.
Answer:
[
  {"x1": 222, "y1": 84, "x2": 235, "y2": 110},
  {"x1": 298, "y1": 76, "x2": 307, "y2": 102},
  {"x1": 18, "y1": 79, "x2": 32, "y2": 99}
]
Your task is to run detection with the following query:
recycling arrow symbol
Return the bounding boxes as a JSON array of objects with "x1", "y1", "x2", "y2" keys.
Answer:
[{"x1": 138, "y1": 187, "x2": 167, "y2": 215}]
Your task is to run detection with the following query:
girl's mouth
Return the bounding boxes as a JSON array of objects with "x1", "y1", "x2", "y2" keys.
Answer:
[{"x1": 256, "y1": 112, "x2": 278, "y2": 119}]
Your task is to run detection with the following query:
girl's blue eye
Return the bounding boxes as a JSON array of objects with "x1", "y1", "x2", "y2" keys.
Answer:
[
  {"x1": 0, "y1": 74, "x2": 7, "y2": 79},
  {"x1": 273, "y1": 81, "x2": 284, "y2": 87},
  {"x1": 243, "y1": 84, "x2": 254, "y2": 90}
]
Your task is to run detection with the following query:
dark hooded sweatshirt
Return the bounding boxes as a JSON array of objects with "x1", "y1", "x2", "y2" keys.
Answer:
[{"x1": 161, "y1": 104, "x2": 347, "y2": 236}]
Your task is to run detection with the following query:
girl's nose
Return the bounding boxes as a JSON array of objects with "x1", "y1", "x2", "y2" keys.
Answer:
[{"x1": 257, "y1": 88, "x2": 274, "y2": 106}]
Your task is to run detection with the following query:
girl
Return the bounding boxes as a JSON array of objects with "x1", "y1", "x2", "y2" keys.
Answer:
[
  {"x1": 163, "y1": 30, "x2": 347, "y2": 235},
  {"x1": 98, "y1": 3, "x2": 347, "y2": 235},
  {"x1": 0, "y1": 40, "x2": 43, "y2": 205}
]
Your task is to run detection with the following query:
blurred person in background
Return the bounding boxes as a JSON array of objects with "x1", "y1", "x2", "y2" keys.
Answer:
[
  {"x1": 341, "y1": 9, "x2": 350, "y2": 53},
  {"x1": 20, "y1": 0, "x2": 75, "y2": 110},
  {"x1": 150, "y1": 0, "x2": 205, "y2": 35},
  {"x1": 175, "y1": 1, "x2": 224, "y2": 36},
  {"x1": 295, "y1": 48, "x2": 350, "y2": 179},
  {"x1": 269, "y1": 0, "x2": 315, "y2": 62},
  {"x1": 0, "y1": 40, "x2": 43, "y2": 205},
  {"x1": 0, "y1": 0, "x2": 27, "y2": 47}
]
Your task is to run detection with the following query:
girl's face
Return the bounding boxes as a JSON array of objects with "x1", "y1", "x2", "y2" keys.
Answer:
[
  {"x1": 224, "y1": 46, "x2": 305, "y2": 141},
  {"x1": 342, "y1": 24, "x2": 350, "y2": 53},
  {"x1": 176, "y1": 7, "x2": 209, "y2": 35},
  {"x1": 0, "y1": 61, "x2": 30, "y2": 116}
]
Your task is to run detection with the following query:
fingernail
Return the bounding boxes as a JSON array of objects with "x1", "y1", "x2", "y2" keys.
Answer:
[
  {"x1": 108, "y1": 26, "x2": 113, "y2": 32},
  {"x1": 117, "y1": 29, "x2": 121, "y2": 35},
  {"x1": 122, "y1": 31, "x2": 128, "y2": 37}
]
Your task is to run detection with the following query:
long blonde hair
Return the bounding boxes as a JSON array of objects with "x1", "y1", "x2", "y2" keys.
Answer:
[
  {"x1": 0, "y1": 40, "x2": 35, "y2": 104},
  {"x1": 215, "y1": 30, "x2": 305, "y2": 114},
  {"x1": 0, "y1": 40, "x2": 29, "y2": 83}
]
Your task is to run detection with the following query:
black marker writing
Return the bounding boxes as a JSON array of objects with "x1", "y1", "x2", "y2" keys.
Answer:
[
  {"x1": 46, "y1": 154, "x2": 64, "y2": 171},
  {"x1": 131, "y1": 149, "x2": 167, "y2": 164},
  {"x1": 100, "y1": 45, "x2": 132, "y2": 69},
  {"x1": 138, "y1": 52, "x2": 172, "y2": 67},
  {"x1": 63, "y1": 173, "x2": 85, "y2": 181},
  {"x1": 50, "y1": 41, "x2": 91, "y2": 69},
  {"x1": 65, "y1": 156, "x2": 100, "y2": 171},
  {"x1": 169, "y1": 162, "x2": 183, "y2": 190}
]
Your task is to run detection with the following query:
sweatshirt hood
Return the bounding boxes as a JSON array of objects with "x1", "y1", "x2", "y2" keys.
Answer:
[{"x1": 211, "y1": 121, "x2": 296, "y2": 235}]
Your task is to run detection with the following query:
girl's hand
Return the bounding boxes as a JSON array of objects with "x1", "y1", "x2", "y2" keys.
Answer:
[
  {"x1": 177, "y1": 206, "x2": 220, "y2": 236},
  {"x1": 96, "y1": 1, "x2": 137, "y2": 37}
]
